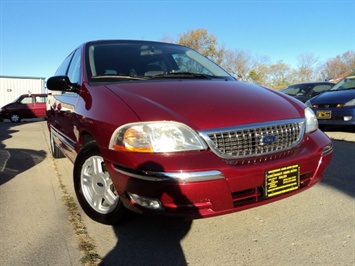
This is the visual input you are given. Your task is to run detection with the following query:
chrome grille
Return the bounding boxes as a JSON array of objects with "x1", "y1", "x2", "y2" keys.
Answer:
[{"x1": 200, "y1": 119, "x2": 304, "y2": 159}]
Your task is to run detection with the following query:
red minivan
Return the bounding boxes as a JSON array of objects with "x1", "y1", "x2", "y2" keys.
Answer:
[
  {"x1": 46, "y1": 40, "x2": 333, "y2": 225},
  {"x1": 0, "y1": 93, "x2": 48, "y2": 122}
]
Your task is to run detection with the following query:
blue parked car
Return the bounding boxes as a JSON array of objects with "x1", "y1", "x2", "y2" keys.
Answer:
[
  {"x1": 306, "y1": 75, "x2": 355, "y2": 128},
  {"x1": 280, "y1": 82, "x2": 334, "y2": 103}
]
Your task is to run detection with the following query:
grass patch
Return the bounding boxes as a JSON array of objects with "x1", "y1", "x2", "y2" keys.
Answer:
[{"x1": 53, "y1": 162, "x2": 102, "y2": 266}]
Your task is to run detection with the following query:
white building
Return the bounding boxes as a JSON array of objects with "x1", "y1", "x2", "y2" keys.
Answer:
[{"x1": 0, "y1": 76, "x2": 46, "y2": 108}]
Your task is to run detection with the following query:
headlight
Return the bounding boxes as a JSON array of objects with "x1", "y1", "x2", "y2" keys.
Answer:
[
  {"x1": 304, "y1": 107, "x2": 318, "y2": 133},
  {"x1": 305, "y1": 100, "x2": 312, "y2": 107},
  {"x1": 344, "y1": 98, "x2": 355, "y2": 106},
  {"x1": 109, "y1": 121, "x2": 207, "y2": 153}
]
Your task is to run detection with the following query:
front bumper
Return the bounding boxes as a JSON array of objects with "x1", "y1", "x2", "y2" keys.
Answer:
[
  {"x1": 102, "y1": 129, "x2": 333, "y2": 219},
  {"x1": 113, "y1": 165, "x2": 224, "y2": 182},
  {"x1": 315, "y1": 107, "x2": 355, "y2": 126},
  {"x1": 0, "y1": 112, "x2": 9, "y2": 119}
]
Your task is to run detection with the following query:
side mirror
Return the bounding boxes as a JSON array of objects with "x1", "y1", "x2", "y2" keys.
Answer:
[{"x1": 47, "y1": 76, "x2": 80, "y2": 93}]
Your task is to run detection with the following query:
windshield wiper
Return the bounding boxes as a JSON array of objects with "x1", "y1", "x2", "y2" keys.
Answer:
[
  {"x1": 92, "y1": 75, "x2": 148, "y2": 81},
  {"x1": 151, "y1": 72, "x2": 215, "y2": 79}
]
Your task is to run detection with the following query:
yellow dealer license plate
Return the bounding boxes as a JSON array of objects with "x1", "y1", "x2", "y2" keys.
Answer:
[
  {"x1": 265, "y1": 164, "x2": 300, "y2": 198},
  {"x1": 317, "y1": 110, "x2": 332, "y2": 119}
]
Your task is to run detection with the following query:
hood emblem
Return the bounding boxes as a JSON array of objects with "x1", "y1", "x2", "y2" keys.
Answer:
[{"x1": 261, "y1": 135, "x2": 277, "y2": 145}]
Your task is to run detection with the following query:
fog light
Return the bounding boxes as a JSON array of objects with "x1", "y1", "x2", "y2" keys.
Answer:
[
  {"x1": 344, "y1": 116, "x2": 352, "y2": 121},
  {"x1": 128, "y1": 193, "x2": 164, "y2": 210}
]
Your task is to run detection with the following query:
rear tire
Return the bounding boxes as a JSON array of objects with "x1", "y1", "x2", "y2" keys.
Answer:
[
  {"x1": 50, "y1": 132, "x2": 65, "y2": 158},
  {"x1": 73, "y1": 141, "x2": 127, "y2": 225}
]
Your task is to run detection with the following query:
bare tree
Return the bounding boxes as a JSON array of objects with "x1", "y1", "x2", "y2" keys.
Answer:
[
  {"x1": 320, "y1": 51, "x2": 355, "y2": 80},
  {"x1": 161, "y1": 29, "x2": 354, "y2": 88},
  {"x1": 221, "y1": 49, "x2": 254, "y2": 80},
  {"x1": 268, "y1": 60, "x2": 293, "y2": 89},
  {"x1": 296, "y1": 53, "x2": 320, "y2": 82},
  {"x1": 160, "y1": 34, "x2": 176, "y2": 44},
  {"x1": 249, "y1": 63, "x2": 270, "y2": 87}
]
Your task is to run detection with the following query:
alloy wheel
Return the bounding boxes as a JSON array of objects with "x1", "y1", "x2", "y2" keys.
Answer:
[{"x1": 80, "y1": 155, "x2": 119, "y2": 214}]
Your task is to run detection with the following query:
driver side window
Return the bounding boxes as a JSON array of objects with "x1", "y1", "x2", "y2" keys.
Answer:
[{"x1": 20, "y1": 96, "x2": 33, "y2": 104}]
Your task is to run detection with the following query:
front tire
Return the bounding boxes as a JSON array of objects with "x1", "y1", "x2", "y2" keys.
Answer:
[
  {"x1": 73, "y1": 141, "x2": 127, "y2": 225},
  {"x1": 10, "y1": 113, "x2": 21, "y2": 123}
]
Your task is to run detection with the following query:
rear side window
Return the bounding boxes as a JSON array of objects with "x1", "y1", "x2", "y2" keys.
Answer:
[{"x1": 35, "y1": 96, "x2": 47, "y2": 103}]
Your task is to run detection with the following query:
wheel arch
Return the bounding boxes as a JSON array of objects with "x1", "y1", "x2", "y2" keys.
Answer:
[{"x1": 78, "y1": 130, "x2": 95, "y2": 152}]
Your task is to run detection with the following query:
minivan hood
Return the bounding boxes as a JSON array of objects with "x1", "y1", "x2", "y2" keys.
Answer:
[{"x1": 105, "y1": 80, "x2": 305, "y2": 130}]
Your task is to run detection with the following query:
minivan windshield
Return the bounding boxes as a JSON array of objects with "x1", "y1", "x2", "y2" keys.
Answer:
[
  {"x1": 11, "y1": 96, "x2": 22, "y2": 103},
  {"x1": 86, "y1": 41, "x2": 234, "y2": 82}
]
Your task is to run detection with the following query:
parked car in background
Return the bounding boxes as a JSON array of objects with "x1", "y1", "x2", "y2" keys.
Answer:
[
  {"x1": 0, "y1": 93, "x2": 48, "y2": 122},
  {"x1": 46, "y1": 40, "x2": 333, "y2": 225},
  {"x1": 280, "y1": 82, "x2": 334, "y2": 103},
  {"x1": 306, "y1": 75, "x2": 355, "y2": 128}
]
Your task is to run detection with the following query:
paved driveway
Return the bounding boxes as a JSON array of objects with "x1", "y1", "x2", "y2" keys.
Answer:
[
  {"x1": 0, "y1": 120, "x2": 354, "y2": 265},
  {"x1": 0, "y1": 121, "x2": 81, "y2": 265}
]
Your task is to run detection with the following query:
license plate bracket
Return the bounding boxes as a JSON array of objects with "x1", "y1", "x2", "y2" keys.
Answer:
[{"x1": 265, "y1": 164, "x2": 300, "y2": 198}]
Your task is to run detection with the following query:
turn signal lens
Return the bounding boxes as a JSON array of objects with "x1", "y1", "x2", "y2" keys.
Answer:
[{"x1": 122, "y1": 127, "x2": 153, "y2": 152}]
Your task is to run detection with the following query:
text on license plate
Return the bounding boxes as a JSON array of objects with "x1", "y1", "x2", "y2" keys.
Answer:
[
  {"x1": 265, "y1": 164, "x2": 300, "y2": 198},
  {"x1": 317, "y1": 110, "x2": 331, "y2": 119}
]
